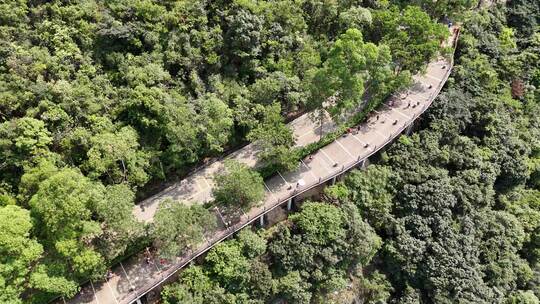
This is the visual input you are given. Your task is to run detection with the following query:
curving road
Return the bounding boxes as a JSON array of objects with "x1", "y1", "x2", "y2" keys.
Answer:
[{"x1": 62, "y1": 27, "x2": 459, "y2": 304}]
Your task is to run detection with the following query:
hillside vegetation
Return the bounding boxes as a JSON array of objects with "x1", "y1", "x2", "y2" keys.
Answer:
[
  {"x1": 159, "y1": 2, "x2": 540, "y2": 304},
  {"x1": 1, "y1": 0, "x2": 538, "y2": 303}
]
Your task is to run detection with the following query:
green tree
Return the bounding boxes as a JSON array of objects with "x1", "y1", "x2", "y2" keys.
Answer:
[
  {"x1": 153, "y1": 199, "x2": 216, "y2": 259},
  {"x1": 275, "y1": 271, "x2": 312, "y2": 304},
  {"x1": 85, "y1": 126, "x2": 150, "y2": 187},
  {"x1": 161, "y1": 266, "x2": 236, "y2": 304},
  {"x1": 270, "y1": 202, "x2": 381, "y2": 297},
  {"x1": 0, "y1": 118, "x2": 52, "y2": 186},
  {"x1": 506, "y1": 290, "x2": 540, "y2": 304},
  {"x1": 29, "y1": 168, "x2": 106, "y2": 279},
  {"x1": 196, "y1": 93, "x2": 234, "y2": 154},
  {"x1": 309, "y1": 28, "x2": 393, "y2": 118},
  {"x1": 249, "y1": 71, "x2": 306, "y2": 113},
  {"x1": 95, "y1": 184, "x2": 144, "y2": 260},
  {"x1": 161, "y1": 94, "x2": 200, "y2": 170},
  {"x1": 339, "y1": 7, "x2": 372, "y2": 32},
  {"x1": 205, "y1": 241, "x2": 251, "y2": 293},
  {"x1": 371, "y1": 5, "x2": 447, "y2": 73},
  {"x1": 289, "y1": 201, "x2": 345, "y2": 246},
  {"x1": 247, "y1": 260, "x2": 274, "y2": 300},
  {"x1": 248, "y1": 103, "x2": 298, "y2": 171},
  {"x1": 506, "y1": 0, "x2": 540, "y2": 37},
  {"x1": 213, "y1": 160, "x2": 265, "y2": 210},
  {"x1": 341, "y1": 165, "x2": 397, "y2": 230},
  {"x1": 237, "y1": 229, "x2": 267, "y2": 259},
  {"x1": 394, "y1": 0, "x2": 476, "y2": 19},
  {"x1": 0, "y1": 205, "x2": 43, "y2": 303}
]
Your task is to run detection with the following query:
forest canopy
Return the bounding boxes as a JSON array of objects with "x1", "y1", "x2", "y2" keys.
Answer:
[
  {"x1": 1, "y1": 0, "x2": 538, "y2": 303},
  {"x1": 159, "y1": 1, "x2": 540, "y2": 304}
]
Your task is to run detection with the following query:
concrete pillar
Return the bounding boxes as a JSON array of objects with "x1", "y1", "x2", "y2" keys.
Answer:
[
  {"x1": 404, "y1": 123, "x2": 413, "y2": 135},
  {"x1": 259, "y1": 214, "x2": 264, "y2": 226},
  {"x1": 360, "y1": 159, "x2": 366, "y2": 169},
  {"x1": 287, "y1": 198, "x2": 293, "y2": 211},
  {"x1": 331, "y1": 176, "x2": 336, "y2": 185}
]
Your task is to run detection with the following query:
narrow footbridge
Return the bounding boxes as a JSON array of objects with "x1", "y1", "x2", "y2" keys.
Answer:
[{"x1": 62, "y1": 28, "x2": 459, "y2": 304}]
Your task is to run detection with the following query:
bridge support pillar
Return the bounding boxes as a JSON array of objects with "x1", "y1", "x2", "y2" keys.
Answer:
[
  {"x1": 259, "y1": 214, "x2": 265, "y2": 227},
  {"x1": 287, "y1": 198, "x2": 293, "y2": 211},
  {"x1": 362, "y1": 159, "x2": 368, "y2": 169},
  {"x1": 331, "y1": 176, "x2": 336, "y2": 185},
  {"x1": 405, "y1": 124, "x2": 413, "y2": 135}
]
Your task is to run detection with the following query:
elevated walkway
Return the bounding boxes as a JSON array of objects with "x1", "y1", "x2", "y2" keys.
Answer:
[{"x1": 62, "y1": 26, "x2": 459, "y2": 304}]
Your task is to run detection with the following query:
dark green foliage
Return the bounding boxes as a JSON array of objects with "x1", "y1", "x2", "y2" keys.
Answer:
[
  {"x1": 161, "y1": 201, "x2": 382, "y2": 304},
  {"x1": 247, "y1": 103, "x2": 299, "y2": 171},
  {"x1": 161, "y1": 4, "x2": 539, "y2": 304},
  {"x1": 213, "y1": 160, "x2": 265, "y2": 211},
  {"x1": 370, "y1": 5, "x2": 448, "y2": 73},
  {"x1": 0, "y1": 1, "x2": 524, "y2": 303}
]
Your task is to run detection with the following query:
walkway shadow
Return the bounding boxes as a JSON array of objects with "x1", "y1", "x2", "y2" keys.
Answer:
[
  {"x1": 137, "y1": 180, "x2": 199, "y2": 213},
  {"x1": 231, "y1": 143, "x2": 260, "y2": 166},
  {"x1": 410, "y1": 80, "x2": 428, "y2": 94},
  {"x1": 265, "y1": 174, "x2": 290, "y2": 198}
]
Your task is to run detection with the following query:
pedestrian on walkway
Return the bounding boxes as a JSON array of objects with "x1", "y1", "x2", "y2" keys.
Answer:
[
  {"x1": 106, "y1": 270, "x2": 113, "y2": 281},
  {"x1": 376, "y1": 115, "x2": 379, "y2": 121},
  {"x1": 144, "y1": 247, "x2": 152, "y2": 262}
]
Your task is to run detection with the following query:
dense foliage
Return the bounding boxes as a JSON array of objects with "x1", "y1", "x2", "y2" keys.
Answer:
[
  {"x1": 213, "y1": 160, "x2": 265, "y2": 211},
  {"x1": 0, "y1": 0, "x2": 452, "y2": 301},
  {"x1": 160, "y1": 2, "x2": 540, "y2": 304}
]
